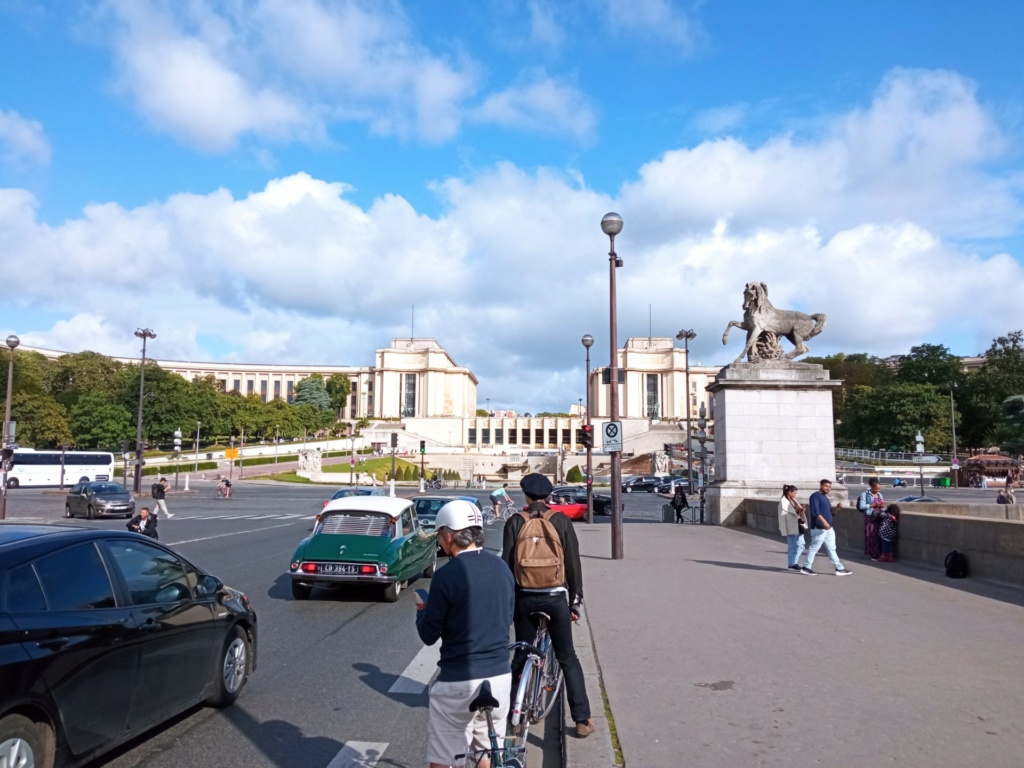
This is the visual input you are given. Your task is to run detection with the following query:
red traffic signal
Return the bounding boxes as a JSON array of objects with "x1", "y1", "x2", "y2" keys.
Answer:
[{"x1": 579, "y1": 425, "x2": 594, "y2": 450}]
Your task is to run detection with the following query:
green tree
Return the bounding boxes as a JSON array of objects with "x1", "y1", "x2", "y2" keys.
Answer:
[
  {"x1": 69, "y1": 392, "x2": 133, "y2": 449},
  {"x1": 839, "y1": 383, "x2": 951, "y2": 451},
  {"x1": 476, "y1": 408, "x2": 489, "y2": 416},
  {"x1": 293, "y1": 375, "x2": 332, "y2": 412},
  {"x1": 895, "y1": 344, "x2": 964, "y2": 388},
  {"x1": 10, "y1": 393, "x2": 74, "y2": 448},
  {"x1": 0, "y1": 349, "x2": 50, "y2": 397},
  {"x1": 47, "y1": 351, "x2": 125, "y2": 410},
  {"x1": 999, "y1": 395, "x2": 1024, "y2": 454},
  {"x1": 804, "y1": 352, "x2": 890, "y2": 425},
  {"x1": 325, "y1": 374, "x2": 352, "y2": 418},
  {"x1": 958, "y1": 331, "x2": 1024, "y2": 449},
  {"x1": 566, "y1": 465, "x2": 584, "y2": 483}
]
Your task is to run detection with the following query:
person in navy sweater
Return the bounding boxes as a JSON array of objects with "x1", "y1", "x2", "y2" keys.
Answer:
[
  {"x1": 801, "y1": 479, "x2": 853, "y2": 576},
  {"x1": 415, "y1": 499, "x2": 514, "y2": 768}
]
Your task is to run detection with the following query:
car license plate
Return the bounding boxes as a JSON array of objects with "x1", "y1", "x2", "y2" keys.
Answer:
[{"x1": 317, "y1": 563, "x2": 359, "y2": 575}]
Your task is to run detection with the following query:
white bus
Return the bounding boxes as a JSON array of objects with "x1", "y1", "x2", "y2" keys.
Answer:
[{"x1": 4, "y1": 449, "x2": 116, "y2": 489}]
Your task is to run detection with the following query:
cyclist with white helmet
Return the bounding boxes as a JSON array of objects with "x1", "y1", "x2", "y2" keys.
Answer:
[{"x1": 415, "y1": 499, "x2": 515, "y2": 768}]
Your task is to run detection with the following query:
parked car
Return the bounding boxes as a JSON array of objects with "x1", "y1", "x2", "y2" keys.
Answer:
[
  {"x1": 412, "y1": 495, "x2": 483, "y2": 554},
  {"x1": 547, "y1": 501, "x2": 588, "y2": 521},
  {"x1": 322, "y1": 485, "x2": 387, "y2": 508},
  {"x1": 655, "y1": 478, "x2": 691, "y2": 495},
  {"x1": 0, "y1": 524, "x2": 257, "y2": 768},
  {"x1": 895, "y1": 495, "x2": 945, "y2": 503},
  {"x1": 550, "y1": 486, "x2": 613, "y2": 515},
  {"x1": 64, "y1": 481, "x2": 136, "y2": 519},
  {"x1": 290, "y1": 496, "x2": 437, "y2": 602},
  {"x1": 622, "y1": 475, "x2": 661, "y2": 493}
]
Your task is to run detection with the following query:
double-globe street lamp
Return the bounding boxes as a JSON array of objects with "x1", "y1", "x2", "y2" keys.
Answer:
[
  {"x1": 1, "y1": 334, "x2": 20, "y2": 520},
  {"x1": 601, "y1": 212, "x2": 625, "y2": 560},
  {"x1": 133, "y1": 328, "x2": 156, "y2": 493},
  {"x1": 676, "y1": 329, "x2": 697, "y2": 491},
  {"x1": 581, "y1": 333, "x2": 594, "y2": 524}
]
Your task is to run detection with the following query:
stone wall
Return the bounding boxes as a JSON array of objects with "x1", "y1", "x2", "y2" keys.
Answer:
[{"x1": 743, "y1": 498, "x2": 1024, "y2": 586}]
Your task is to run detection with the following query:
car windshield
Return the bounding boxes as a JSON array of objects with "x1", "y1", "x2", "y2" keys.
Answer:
[
  {"x1": 413, "y1": 499, "x2": 446, "y2": 524},
  {"x1": 330, "y1": 488, "x2": 377, "y2": 500},
  {"x1": 318, "y1": 511, "x2": 394, "y2": 536},
  {"x1": 90, "y1": 484, "x2": 127, "y2": 495}
]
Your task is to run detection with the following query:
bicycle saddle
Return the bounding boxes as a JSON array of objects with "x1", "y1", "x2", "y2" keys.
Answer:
[
  {"x1": 468, "y1": 680, "x2": 499, "y2": 713},
  {"x1": 529, "y1": 611, "x2": 551, "y2": 624}
]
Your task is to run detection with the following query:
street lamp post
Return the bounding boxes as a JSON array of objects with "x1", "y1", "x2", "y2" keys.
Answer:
[
  {"x1": 275, "y1": 425, "x2": 280, "y2": 463},
  {"x1": 1, "y1": 334, "x2": 20, "y2": 520},
  {"x1": 915, "y1": 430, "x2": 925, "y2": 497},
  {"x1": 602, "y1": 212, "x2": 625, "y2": 560},
  {"x1": 948, "y1": 383, "x2": 958, "y2": 488},
  {"x1": 676, "y1": 329, "x2": 696, "y2": 492},
  {"x1": 132, "y1": 328, "x2": 156, "y2": 493},
  {"x1": 194, "y1": 421, "x2": 201, "y2": 472},
  {"x1": 582, "y1": 334, "x2": 595, "y2": 524}
]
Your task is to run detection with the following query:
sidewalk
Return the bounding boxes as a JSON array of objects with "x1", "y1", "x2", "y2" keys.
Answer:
[{"x1": 565, "y1": 521, "x2": 1024, "y2": 767}]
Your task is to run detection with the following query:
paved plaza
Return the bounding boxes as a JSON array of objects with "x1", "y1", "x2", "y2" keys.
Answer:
[{"x1": 568, "y1": 520, "x2": 1024, "y2": 768}]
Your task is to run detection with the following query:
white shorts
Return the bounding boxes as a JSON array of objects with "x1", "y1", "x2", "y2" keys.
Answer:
[{"x1": 427, "y1": 673, "x2": 511, "y2": 766}]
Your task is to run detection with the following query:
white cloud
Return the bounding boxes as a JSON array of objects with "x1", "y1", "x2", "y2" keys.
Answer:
[
  {"x1": 691, "y1": 103, "x2": 748, "y2": 135},
  {"x1": 3, "y1": 68, "x2": 1023, "y2": 411},
  {"x1": 528, "y1": 0, "x2": 564, "y2": 50},
  {"x1": 471, "y1": 71, "x2": 596, "y2": 141},
  {"x1": 0, "y1": 109, "x2": 51, "y2": 167},
  {"x1": 600, "y1": 0, "x2": 704, "y2": 52}
]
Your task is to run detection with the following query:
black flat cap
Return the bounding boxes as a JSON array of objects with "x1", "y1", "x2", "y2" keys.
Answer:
[{"x1": 520, "y1": 473, "x2": 553, "y2": 499}]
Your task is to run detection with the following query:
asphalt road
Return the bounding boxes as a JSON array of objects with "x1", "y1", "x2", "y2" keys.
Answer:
[{"x1": 5, "y1": 480, "x2": 641, "y2": 768}]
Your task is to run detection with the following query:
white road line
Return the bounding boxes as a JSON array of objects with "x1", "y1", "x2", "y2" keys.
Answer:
[
  {"x1": 166, "y1": 522, "x2": 299, "y2": 545},
  {"x1": 388, "y1": 642, "x2": 440, "y2": 694},
  {"x1": 326, "y1": 741, "x2": 389, "y2": 768},
  {"x1": 245, "y1": 514, "x2": 281, "y2": 519}
]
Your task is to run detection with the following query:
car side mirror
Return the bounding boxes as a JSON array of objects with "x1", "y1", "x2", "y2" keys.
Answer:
[
  {"x1": 155, "y1": 583, "x2": 191, "y2": 603},
  {"x1": 197, "y1": 575, "x2": 223, "y2": 596}
]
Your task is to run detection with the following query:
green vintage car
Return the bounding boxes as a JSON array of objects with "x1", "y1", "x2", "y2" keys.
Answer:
[{"x1": 288, "y1": 496, "x2": 437, "y2": 602}]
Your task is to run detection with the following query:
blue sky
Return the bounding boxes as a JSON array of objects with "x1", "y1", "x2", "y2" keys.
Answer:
[{"x1": 2, "y1": 0, "x2": 1024, "y2": 411}]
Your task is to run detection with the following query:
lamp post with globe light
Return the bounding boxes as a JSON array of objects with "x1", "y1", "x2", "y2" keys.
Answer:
[
  {"x1": 676, "y1": 329, "x2": 696, "y2": 491},
  {"x1": 1, "y1": 334, "x2": 20, "y2": 520},
  {"x1": 133, "y1": 328, "x2": 156, "y2": 493},
  {"x1": 582, "y1": 333, "x2": 595, "y2": 524},
  {"x1": 601, "y1": 212, "x2": 625, "y2": 559}
]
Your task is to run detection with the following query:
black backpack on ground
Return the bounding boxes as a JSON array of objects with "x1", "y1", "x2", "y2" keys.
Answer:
[{"x1": 944, "y1": 550, "x2": 968, "y2": 579}]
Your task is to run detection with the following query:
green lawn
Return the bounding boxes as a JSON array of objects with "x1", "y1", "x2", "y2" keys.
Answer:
[{"x1": 321, "y1": 457, "x2": 419, "y2": 475}]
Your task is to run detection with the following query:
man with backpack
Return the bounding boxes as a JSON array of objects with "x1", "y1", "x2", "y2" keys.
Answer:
[
  {"x1": 151, "y1": 477, "x2": 173, "y2": 518},
  {"x1": 501, "y1": 473, "x2": 594, "y2": 739}
]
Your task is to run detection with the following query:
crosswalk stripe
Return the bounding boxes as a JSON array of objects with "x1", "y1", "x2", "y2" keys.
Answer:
[
  {"x1": 388, "y1": 642, "x2": 440, "y2": 694},
  {"x1": 326, "y1": 741, "x2": 389, "y2": 768}
]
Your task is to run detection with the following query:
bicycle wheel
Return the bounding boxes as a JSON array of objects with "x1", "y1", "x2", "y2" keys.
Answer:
[
  {"x1": 536, "y1": 636, "x2": 563, "y2": 721},
  {"x1": 482, "y1": 506, "x2": 495, "y2": 525},
  {"x1": 510, "y1": 656, "x2": 537, "y2": 734}
]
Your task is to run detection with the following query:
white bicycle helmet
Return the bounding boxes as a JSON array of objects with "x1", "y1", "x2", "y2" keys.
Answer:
[{"x1": 434, "y1": 499, "x2": 483, "y2": 531}]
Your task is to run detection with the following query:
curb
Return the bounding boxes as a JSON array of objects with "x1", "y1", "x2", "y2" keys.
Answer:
[{"x1": 563, "y1": 602, "x2": 620, "y2": 768}]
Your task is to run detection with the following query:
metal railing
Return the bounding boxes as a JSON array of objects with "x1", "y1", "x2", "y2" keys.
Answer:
[{"x1": 836, "y1": 447, "x2": 953, "y2": 464}]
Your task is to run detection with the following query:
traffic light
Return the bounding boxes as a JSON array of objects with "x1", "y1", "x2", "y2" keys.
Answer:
[
  {"x1": 121, "y1": 439, "x2": 131, "y2": 454},
  {"x1": 579, "y1": 424, "x2": 594, "y2": 450},
  {"x1": 391, "y1": 432, "x2": 398, "y2": 448},
  {"x1": 419, "y1": 440, "x2": 426, "y2": 454}
]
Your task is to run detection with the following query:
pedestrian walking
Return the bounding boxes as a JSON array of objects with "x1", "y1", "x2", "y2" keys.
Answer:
[
  {"x1": 856, "y1": 478, "x2": 884, "y2": 560},
  {"x1": 671, "y1": 485, "x2": 689, "y2": 523},
  {"x1": 126, "y1": 507, "x2": 159, "y2": 539},
  {"x1": 502, "y1": 473, "x2": 594, "y2": 739},
  {"x1": 151, "y1": 477, "x2": 173, "y2": 518},
  {"x1": 997, "y1": 489, "x2": 1009, "y2": 505},
  {"x1": 415, "y1": 499, "x2": 514, "y2": 768},
  {"x1": 778, "y1": 484, "x2": 807, "y2": 571},
  {"x1": 801, "y1": 479, "x2": 853, "y2": 576},
  {"x1": 877, "y1": 504, "x2": 900, "y2": 562}
]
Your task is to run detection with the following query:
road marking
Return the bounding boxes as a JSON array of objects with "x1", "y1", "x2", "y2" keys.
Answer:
[
  {"x1": 167, "y1": 522, "x2": 299, "y2": 545},
  {"x1": 326, "y1": 741, "x2": 389, "y2": 768},
  {"x1": 388, "y1": 642, "x2": 440, "y2": 694}
]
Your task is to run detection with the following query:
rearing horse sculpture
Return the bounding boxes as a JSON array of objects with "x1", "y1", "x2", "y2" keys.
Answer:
[{"x1": 722, "y1": 282, "x2": 826, "y2": 364}]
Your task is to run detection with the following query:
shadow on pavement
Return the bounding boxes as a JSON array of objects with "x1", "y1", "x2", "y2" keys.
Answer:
[
  {"x1": 691, "y1": 559, "x2": 789, "y2": 572},
  {"x1": 221, "y1": 704, "x2": 345, "y2": 766},
  {"x1": 352, "y1": 662, "x2": 429, "y2": 708}
]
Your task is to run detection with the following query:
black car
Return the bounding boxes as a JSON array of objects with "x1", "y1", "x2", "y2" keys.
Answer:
[
  {"x1": 64, "y1": 481, "x2": 136, "y2": 519},
  {"x1": 655, "y1": 478, "x2": 691, "y2": 494},
  {"x1": 550, "y1": 486, "x2": 613, "y2": 515},
  {"x1": 0, "y1": 524, "x2": 258, "y2": 768},
  {"x1": 622, "y1": 475, "x2": 661, "y2": 493}
]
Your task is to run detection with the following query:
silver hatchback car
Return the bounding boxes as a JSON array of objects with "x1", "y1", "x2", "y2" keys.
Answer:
[{"x1": 65, "y1": 481, "x2": 136, "y2": 519}]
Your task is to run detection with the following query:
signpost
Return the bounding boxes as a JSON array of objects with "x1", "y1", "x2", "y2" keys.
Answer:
[{"x1": 602, "y1": 421, "x2": 623, "y2": 453}]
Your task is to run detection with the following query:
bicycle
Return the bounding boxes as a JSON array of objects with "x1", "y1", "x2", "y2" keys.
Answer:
[
  {"x1": 508, "y1": 611, "x2": 562, "y2": 742},
  {"x1": 214, "y1": 483, "x2": 233, "y2": 500},
  {"x1": 455, "y1": 679, "x2": 526, "y2": 768},
  {"x1": 426, "y1": 478, "x2": 447, "y2": 489}
]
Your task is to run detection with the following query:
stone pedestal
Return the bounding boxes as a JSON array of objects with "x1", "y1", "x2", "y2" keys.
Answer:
[{"x1": 705, "y1": 362, "x2": 845, "y2": 526}]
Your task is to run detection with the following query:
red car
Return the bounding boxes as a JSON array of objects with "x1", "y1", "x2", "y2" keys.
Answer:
[{"x1": 547, "y1": 501, "x2": 587, "y2": 521}]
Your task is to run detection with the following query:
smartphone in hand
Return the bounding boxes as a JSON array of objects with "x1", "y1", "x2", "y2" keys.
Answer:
[{"x1": 413, "y1": 588, "x2": 429, "y2": 608}]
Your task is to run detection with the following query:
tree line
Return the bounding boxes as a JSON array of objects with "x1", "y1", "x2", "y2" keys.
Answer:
[
  {"x1": 0, "y1": 350, "x2": 356, "y2": 451},
  {"x1": 806, "y1": 331, "x2": 1024, "y2": 454}
]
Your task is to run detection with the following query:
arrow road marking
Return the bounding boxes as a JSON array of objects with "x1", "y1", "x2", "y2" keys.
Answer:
[
  {"x1": 326, "y1": 741, "x2": 389, "y2": 768},
  {"x1": 387, "y1": 642, "x2": 440, "y2": 694}
]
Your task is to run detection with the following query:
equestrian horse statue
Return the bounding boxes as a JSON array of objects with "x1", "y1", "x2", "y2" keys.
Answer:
[{"x1": 721, "y1": 282, "x2": 826, "y2": 364}]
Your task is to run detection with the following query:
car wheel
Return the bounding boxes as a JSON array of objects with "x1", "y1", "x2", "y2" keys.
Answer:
[
  {"x1": 291, "y1": 582, "x2": 312, "y2": 600},
  {"x1": 424, "y1": 553, "x2": 437, "y2": 578},
  {"x1": 0, "y1": 714, "x2": 54, "y2": 768},
  {"x1": 624, "y1": 486, "x2": 632, "y2": 493},
  {"x1": 647, "y1": 487, "x2": 655, "y2": 493},
  {"x1": 5, "y1": 477, "x2": 18, "y2": 489},
  {"x1": 64, "y1": 504, "x2": 74, "y2": 519},
  {"x1": 206, "y1": 625, "x2": 250, "y2": 708},
  {"x1": 87, "y1": 505, "x2": 95, "y2": 520},
  {"x1": 383, "y1": 580, "x2": 403, "y2": 603}
]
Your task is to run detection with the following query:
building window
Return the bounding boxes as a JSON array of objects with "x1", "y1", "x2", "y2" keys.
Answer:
[
  {"x1": 247, "y1": 380, "x2": 254, "y2": 396},
  {"x1": 482, "y1": 428, "x2": 491, "y2": 444},
  {"x1": 534, "y1": 428, "x2": 543, "y2": 445},
  {"x1": 274, "y1": 381, "x2": 281, "y2": 400},
  {"x1": 260, "y1": 381, "x2": 268, "y2": 403},
  {"x1": 233, "y1": 379, "x2": 241, "y2": 393},
  {"x1": 495, "y1": 429, "x2": 504, "y2": 444},
  {"x1": 350, "y1": 393, "x2": 357, "y2": 417},
  {"x1": 367, "y1": 394, "x2": 373, "y2": 415},
  {"x1": 547, "y1": 428, "x2": 557, "y2": 447},
  {"x1": 287, "y1": 381, "x2": 294, "y2": 403},
  {"x1": 561, "y1": 428, "x2": 571, "y2": 446},
  {"x1": 403, "y1": 374, "x2": 416, "y2": 417},
  {"x1": 468, "y1": 428, "x2": 477, "y2": 445},
  {"x1": 646, "y1": 373, "x2": 659, "y2": 419},
  {"x1": 367, "y1": 380, "x2": 373, "y2": 391},
  {"x1": 508, "y1": 429, "x2": 517, "y2": 445}
]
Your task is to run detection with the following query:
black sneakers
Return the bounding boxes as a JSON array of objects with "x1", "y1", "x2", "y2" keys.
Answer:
[{"x1": 800, "y1": 567, "x2": 816, "y2": 575}]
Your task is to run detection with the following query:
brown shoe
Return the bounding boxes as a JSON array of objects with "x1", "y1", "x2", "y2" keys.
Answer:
[{"x1": 575, "y1": 720, "x2": 595, "y2": 738}]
